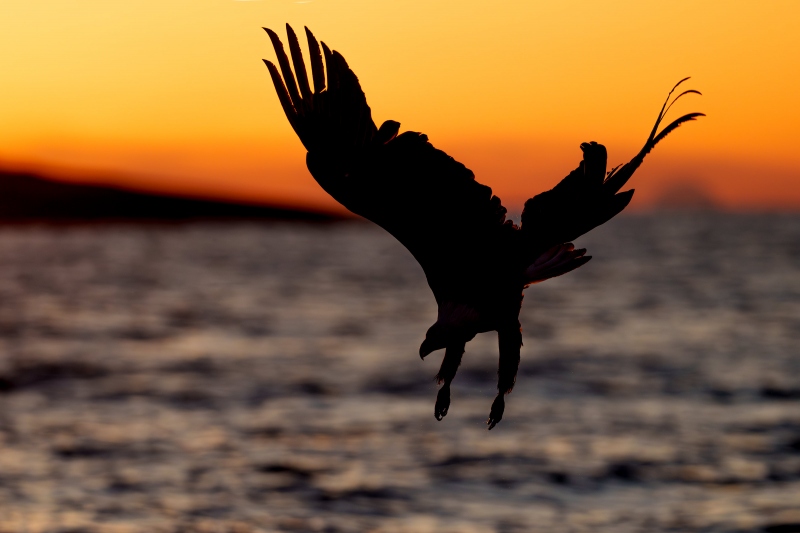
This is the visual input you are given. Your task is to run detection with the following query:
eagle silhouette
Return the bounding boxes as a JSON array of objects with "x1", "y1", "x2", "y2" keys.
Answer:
[{"x1": 263, "y1": 25, "x2": 703, "y2": 429}]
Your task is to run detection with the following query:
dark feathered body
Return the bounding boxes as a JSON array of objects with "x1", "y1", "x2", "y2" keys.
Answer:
[{"x1": 263, "y1": 25, "x2": 703, "y2": 428}]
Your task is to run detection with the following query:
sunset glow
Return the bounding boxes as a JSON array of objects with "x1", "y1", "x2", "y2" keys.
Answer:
[{"x1": 1, "y1": 1, "x2": 798, "y2": 213}]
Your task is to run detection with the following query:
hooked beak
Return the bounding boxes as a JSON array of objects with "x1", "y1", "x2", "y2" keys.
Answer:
[{"x1": 419, "y1": 339, "x2": 438, "y2": 360}]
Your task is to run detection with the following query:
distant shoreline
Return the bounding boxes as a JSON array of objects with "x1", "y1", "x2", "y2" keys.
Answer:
[{"x1": 0, "y1": 170, "x2": 351, "y2": 224}]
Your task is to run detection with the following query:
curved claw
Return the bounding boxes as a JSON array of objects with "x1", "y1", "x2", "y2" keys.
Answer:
[
  {"x1": 434, "y1": 384, "x2": 450, "y2": 421},
  {"x1": 487, "y1": 394, "x2": 505, "y2": 430}
]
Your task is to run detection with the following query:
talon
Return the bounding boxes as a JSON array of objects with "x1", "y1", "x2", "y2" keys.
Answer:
[
  {"x1": 434, "y1": 385, "x2": 450, "y2": 421},
  {"x1": 487, "y1": 394, "x2": 505, "y2": 430}
]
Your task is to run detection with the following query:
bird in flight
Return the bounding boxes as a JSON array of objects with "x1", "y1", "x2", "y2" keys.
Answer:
[{"x1": 263, "y1": 25, "x2": 703, "y2": 429}]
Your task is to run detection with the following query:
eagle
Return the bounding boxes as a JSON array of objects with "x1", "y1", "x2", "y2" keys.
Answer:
[{"x1": 262, "y1": 25, "x2": 703, "y2": 429}]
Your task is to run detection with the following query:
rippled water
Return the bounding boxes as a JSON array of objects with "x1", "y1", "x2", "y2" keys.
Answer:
[{"x1": 0, "y1": 214, "x2": 798, "y2": 533}]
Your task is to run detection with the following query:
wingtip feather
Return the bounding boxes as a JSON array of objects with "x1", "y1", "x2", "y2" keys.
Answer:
[
  {"x1": 646, "y1": 77, "x2": 696, "y2": 145},
  {"x1": 285, "y1": 23, "x2": 312, "y2": 102},
  {"x1": 304, "y1": 27, "x2": 326, "y2": 94},
  {"x1": 672, "y1": 76, "x2": 692, "y2": 90},
  {"x1": 648, "y1": 112, "x2": 705, "y2": 152}
]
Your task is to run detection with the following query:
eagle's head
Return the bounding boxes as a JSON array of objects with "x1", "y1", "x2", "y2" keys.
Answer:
[{"x1": 419, "y1": 302, "x2": 480, "y2": 359}]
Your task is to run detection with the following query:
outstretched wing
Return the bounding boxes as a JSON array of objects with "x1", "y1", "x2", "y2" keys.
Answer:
[
  {"x1": 521, "y1": 79, "x2": 704, "y2": 257},
  {"x1": 264, "y1": 25, "x2": 513, "y2": 303}
]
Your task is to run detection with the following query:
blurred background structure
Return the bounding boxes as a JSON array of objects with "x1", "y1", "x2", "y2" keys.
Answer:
[{"x1": 0, "y1": 1, "x2": 799, "y2": 532}]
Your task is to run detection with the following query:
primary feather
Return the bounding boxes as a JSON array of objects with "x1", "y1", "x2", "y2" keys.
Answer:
[{"x1": 263, "y1": 25, "x2": 703, "y2": 429}]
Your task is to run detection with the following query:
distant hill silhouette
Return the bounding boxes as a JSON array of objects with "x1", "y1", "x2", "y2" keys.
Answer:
[
  {"x1": 0, "y1": 170, "x2": 346, "y2": 223},
  {"x1": 652, "y1": 180, "x2": 719, "y2": 211}
]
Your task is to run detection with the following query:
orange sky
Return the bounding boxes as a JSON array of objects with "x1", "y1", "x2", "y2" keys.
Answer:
[{"x1": 0, "y1": 1, "x2": 798, "y2": 214}]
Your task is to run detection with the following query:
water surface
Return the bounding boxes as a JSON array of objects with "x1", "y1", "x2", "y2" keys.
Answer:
[{"x1": 0, "y1": 214, "x2": 798, "y2": 532}]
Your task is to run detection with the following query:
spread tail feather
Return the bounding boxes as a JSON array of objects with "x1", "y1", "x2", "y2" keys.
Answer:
[{"x1": 524, "y1": 243, "x2": 591, "y2": 287}]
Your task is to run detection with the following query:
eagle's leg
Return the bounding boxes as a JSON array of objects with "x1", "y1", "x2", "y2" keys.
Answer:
[
  {"x1": 488, "y1": 321, "x2": 522, "y2": 430},
  {"x1": 434, "y1": 342, "x2": 466, "y2": 420}
]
